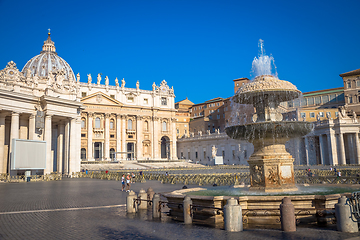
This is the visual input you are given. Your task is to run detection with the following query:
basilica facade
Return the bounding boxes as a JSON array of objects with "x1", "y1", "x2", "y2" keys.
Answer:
[{"x1": 0, "y1": 32, "x2": 177, "y2": 176}]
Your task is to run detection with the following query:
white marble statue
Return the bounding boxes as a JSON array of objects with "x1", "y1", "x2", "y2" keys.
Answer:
[
  {"x1": 77, "y1": 73, "x2": 80, "y2": 82},
  {"x1": 87, "y1": 74, "x2": 92, "y2": 84},
  {"x1": 136, "y1": 80, "x2": 139, "y2": 90},
  {"x1": 105, "y1": 76, "x2": 109, "y2": 86},
  {"x1": 115, "y1": 77, "x2": 119, "y2": 87},
  {"x1": 211, "y1": 145, "x2": 217, "y2": 158},
  {"x1": 152, "y1": 82, "x2": 156, "y2": 91},
  {"x1": 121, "y1": 78, "x2": 125, "y2": 88},
  {"x1": 97, "y1": 74, "x2": 101, "y2": 85}
]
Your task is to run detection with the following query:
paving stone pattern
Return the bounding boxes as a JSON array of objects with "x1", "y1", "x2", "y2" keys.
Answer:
[{"x1": 0, "y1": 178, "x2": 360, "y2": 240}]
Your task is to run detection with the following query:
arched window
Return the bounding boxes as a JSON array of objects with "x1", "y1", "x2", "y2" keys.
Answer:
[
  {"x1": 81, "y1": 118, "x2": 86, "y2": 129},
  {"x1": 144, "y1": 121, "x2": 149, "y2": 131},
  {"x1": 162, "y1": 121, "x2": 167, "y2": 131},
  {"x1": 128, "y1": 119, "x2": 133, "y2": 130},
  {"x1": 110, "y1": 148, "x2": 115, "y2": 160},
  {"x1": 95, "y1": 117, "x2": 101, "y2": 128},
  {"x1": 81, "y1": 148, "x2": 86, "y2": 160},
  {"x1": 110, "y1": 120, "x2": 114, "y2": 129}
]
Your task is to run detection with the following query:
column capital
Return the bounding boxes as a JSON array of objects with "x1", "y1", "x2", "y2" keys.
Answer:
[
  {"x1": 105, "y1": 113, "x2": 111, "y2": 118},
  {"x1": 87, "y1": 112, "x2": 94, "y2": 118}
]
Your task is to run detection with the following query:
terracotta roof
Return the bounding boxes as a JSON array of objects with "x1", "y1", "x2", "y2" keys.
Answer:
[{"x1": 339, "y1": 68, "x2": 360, "y2": 77}]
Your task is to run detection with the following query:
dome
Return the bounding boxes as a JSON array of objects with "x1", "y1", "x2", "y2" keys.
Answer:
[{"x1": 22, "y1": 32, "x2": 75, "y2": 80}]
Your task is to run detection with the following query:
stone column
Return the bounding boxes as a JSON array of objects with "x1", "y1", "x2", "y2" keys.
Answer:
[
  {"x1": 318, "y1": 134, "x2": 325, "y2": 165},
  {"x1": 355, "y1": 133, "x2": 360, "y2": 164},
  {"x1": 9, "y1": 112, "x2": 20, "y2": 172},
  {"x1": 153, "y1": 116, "x2": 159, "y2": 159},
  {"x1": 0, "y1": 113, "x2": 7, "y2": 174},
  {"x1": 327, "y1": 133, "x2": 339, "y2": 165},
  {"x1": 104, "y1": 113, "x2": 110, "y2": 160},
  {"x1": 121, "y1": 115, "x2": 126, "y2": 160},
  {"x1": 116, "y1": 114, "x2": 121, "y2": 159},
  {"x1": 136, "y1": 116, "x2": 142, "y2": 160},
  {"x1": 69, "y1": 118, "x2": 77, "y2": 174},
  {"x1": 63, "y1": 119, "x2": 70, "y2": 175},
  {"x1": 19, "y1": 116, "x2": 28, "y2": 140},
  {"x1": 28, "y1": 113, "x2": 36, "y2": 140},
  {"x1": 87, "y1": 112, "x2": 93, "y2": 161},
  {"x1": 171, "y1": 118, "x2": 177, "y2": 160},
  {"x1": 57, "y1": 122, "x2": 64, "y2": 173},
  {"x1": 44, "y1": 114, "x2": 52, "y2": 174},
  {"x1": 338, "y1": 133, "x2": 346, "y2": 165},
  {"x1": 304, "y1": 136, "x2": 310, "y2": 166}
]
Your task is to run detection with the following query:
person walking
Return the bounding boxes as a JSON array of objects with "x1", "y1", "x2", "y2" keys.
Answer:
[
  {"x1": 121, "y1": 174, "x2": 125, "y2": 191},
  {"x1": 126, "y1": 174, "x2": 131, "y2": 192},
  {"x1": 131, "y1": 172, "x2": 135, "y2": 183}
]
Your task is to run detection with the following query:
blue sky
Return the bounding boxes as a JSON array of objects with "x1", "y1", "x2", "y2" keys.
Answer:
[{"x1": 1, "y1": 0, "x2": 359, "y2": 104}]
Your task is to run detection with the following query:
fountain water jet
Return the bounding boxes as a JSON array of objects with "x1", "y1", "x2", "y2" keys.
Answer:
[{"x1": 225, "y1": 40, "x2": 313, "y2": 192}]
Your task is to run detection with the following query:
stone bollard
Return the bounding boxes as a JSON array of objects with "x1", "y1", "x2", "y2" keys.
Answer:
[
  {"x1": 147, "y1": 187, "x2": 155, "y2": 206},
  {"x1": 224, "y1": 198, "x2": 243, "y2": 232},
  {"x1": 183, "y1": 195, "x2": 193, "y2": 224},
  {"x1": 280, "y1": 197, "x2": 296, "y2": 232},
  {"x1": 152, "y1": 193, "x2": 161, "y2": 218},
  {"x1": 138, "y1": 189, "x2": 147, "y2": 210},
  {"x1": 126, "y1": 190, "x2": 137, "y2": 213},
  {"x1": 335, "y1": 196, "x2": 358, "y2": 233}
]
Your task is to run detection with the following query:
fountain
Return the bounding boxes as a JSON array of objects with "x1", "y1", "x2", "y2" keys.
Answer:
[
  {"x1": 162, "y1": 40, "x2": 356, "y2": 227},
  {"x1": 225, "y1": 39, "x2": 313, "y2": 192}
]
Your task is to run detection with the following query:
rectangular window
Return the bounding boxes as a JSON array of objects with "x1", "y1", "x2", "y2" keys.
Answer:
[
  {"x1": 222, "y1": 151, "x2": 225, "y2": 158},
  {"x1": 127, "y1": 97, "x2": 134, "y2": 102},
  {"x1": 310, "y1": 112, "x2": 315, "y2": 118},
  {"x1": 319, "y1": 112, "x2": 324, "y2": 117},
  {"x1": 217, "y1": 103, "x2": 219, "y2": 106},
  {"x1": 244, "y1": 150, "x2": 247, "y2": 159},
  {"x1": 144, "y1": 98, "x2": 148, "y2": 104},
  {"x1": 300, "y1": 112, "x2": 306, "y2": 118},
  {"x1": 232, "y1": 150, "x2": 235, "y2": 159},
  {"x1": 203, "y1": 151, "x2": 206, "y2": 159},
  {"x1": 110, "y1": 134, "x2": 115, "y2": 138},
  {"x1": 349, "y1": 96, "x2": 353, "y2": 103},
  {"x1": 315, "y1": 96, "x2": 321, "y2": 105},
  {"x1": 110, "y1": 95, "x2": 115, "y2": 99},
  {"x1": 194, "y1": 107, "x2": 197, "y2": 110},
  {"x1": 348, "y1": 82, "x2": 352, "y2": 88},
  {"x1": 81, "y1": 133, "x2": 86, "y2": 138},
  {"x1": 322, "y1": 95, "x2": 329, "y2": 104},
  {"x1": 326, "y1": 112, "x2": 331, "y2": 118},
  {"x1": 307, "y1": 97, "x2": 314, "y2": 105},
  {"x1": 357, "y1": 81, "x2": 360, "y2": 87},
  {"x1": 288, "y1": 100, "x2": 293, "y2": 108},
  {"x1": 217, "y1": 114, "x2": 220, "y2": 119},
  {"x1": 81, "y1": 92, "x2": 87, "y2": 98},
  {"x1": 330, "y1": 94, "x2": 336, "y2": 101},
  {"x1": 181, "y1": 152, "x2": 183, "y2": 158},
  {"x1": 161, "y1": 97, "x2": 167, "y2": 105},
  {"x1": 128, "y1": 135, "x2": 133, "y2": 138},
  {"x1": 195, "y1": 152, "x2": 198, "y2": 159},
  {"x1": 301, "y1": 98, "x2": 307, "y2": 106}
]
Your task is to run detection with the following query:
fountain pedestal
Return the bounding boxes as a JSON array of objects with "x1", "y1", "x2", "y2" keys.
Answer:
[{"x1": 248, "y1": 144, "x2": 297, "y2": 192}]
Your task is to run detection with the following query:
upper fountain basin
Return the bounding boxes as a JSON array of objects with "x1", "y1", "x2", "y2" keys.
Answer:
[
  {"x1": 232, "y1": 75, "x2": 301, "y2": 105},
  {"x1": 225, "y1": 121, "x2": 313, "y2": 142}
]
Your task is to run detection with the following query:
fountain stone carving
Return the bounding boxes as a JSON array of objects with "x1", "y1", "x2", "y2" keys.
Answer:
[{"x1": 225, "y1": 41, "x2": 313, "y2": 192}]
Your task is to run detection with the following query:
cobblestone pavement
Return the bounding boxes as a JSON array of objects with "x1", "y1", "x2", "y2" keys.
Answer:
[{"x1": 0, "y1": 178, "x2": 360, "y2": 240}]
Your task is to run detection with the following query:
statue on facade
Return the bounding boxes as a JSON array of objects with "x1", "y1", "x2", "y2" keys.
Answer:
[
  {"x1": 115, "y1": 77, "x2": 119, "y2": 87},
  {"x1": 353, "y1": 110, "x2": 357, "y2": 120},
  {"x1": 121, "y1": 78, "x2": 125, "y2": 88},
  {"x1": 316, "y1": 113, "x2": 321, "y2": 122},
  {"x1": 136, "y1": 80, "x2": 139, "y2": 90},
  {"x1": 77, "y1": 73, "x2": 80, "y2": 82},
  {"x1": 338, "y1": 105, "x2": 348, "y2": 119},
  {"x1": 87, "y1": 74, "x2": 92, "y2": 84},
  {"x1": 152, "y1": 82, "x2": 156, "y2": 91},
  {"x1": 97, "y1": 73, "x2": 101, "y2": 85},
  {"x1": 211, "y1": 145, "x2": 217, "y2": 158},
  {"x1": 105, "y1": 76, "x2": 109, "y2": 86}
]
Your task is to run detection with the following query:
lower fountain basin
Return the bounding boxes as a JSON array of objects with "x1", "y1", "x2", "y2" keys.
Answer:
[{"x1": 163, "y1": 185, "x2": 359, "y2": 227}]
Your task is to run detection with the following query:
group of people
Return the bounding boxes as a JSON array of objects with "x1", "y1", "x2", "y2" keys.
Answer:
[
  {"x1": 121, "y1": 172, "x2": 136, "y2": 192},
  {"x1": 330, "y1": 167, "x2": 342, "y2": 177}
]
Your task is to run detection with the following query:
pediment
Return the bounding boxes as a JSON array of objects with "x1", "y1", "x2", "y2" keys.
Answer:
[{"x1": 81, "y1": 92, "x2": 122, "y2": 106}]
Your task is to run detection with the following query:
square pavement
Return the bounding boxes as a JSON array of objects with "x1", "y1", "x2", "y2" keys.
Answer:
[{"x1": 0, "y1": 178, "x2": 359, "y2": 240}]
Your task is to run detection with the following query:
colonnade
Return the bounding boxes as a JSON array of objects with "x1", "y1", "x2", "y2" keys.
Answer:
[
  {"x1": 0, "y1": 111, "x2": 81, "y2": 175},
  {"x1": 302, "y1": 132, "x2": 360, "y2": 166}
]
